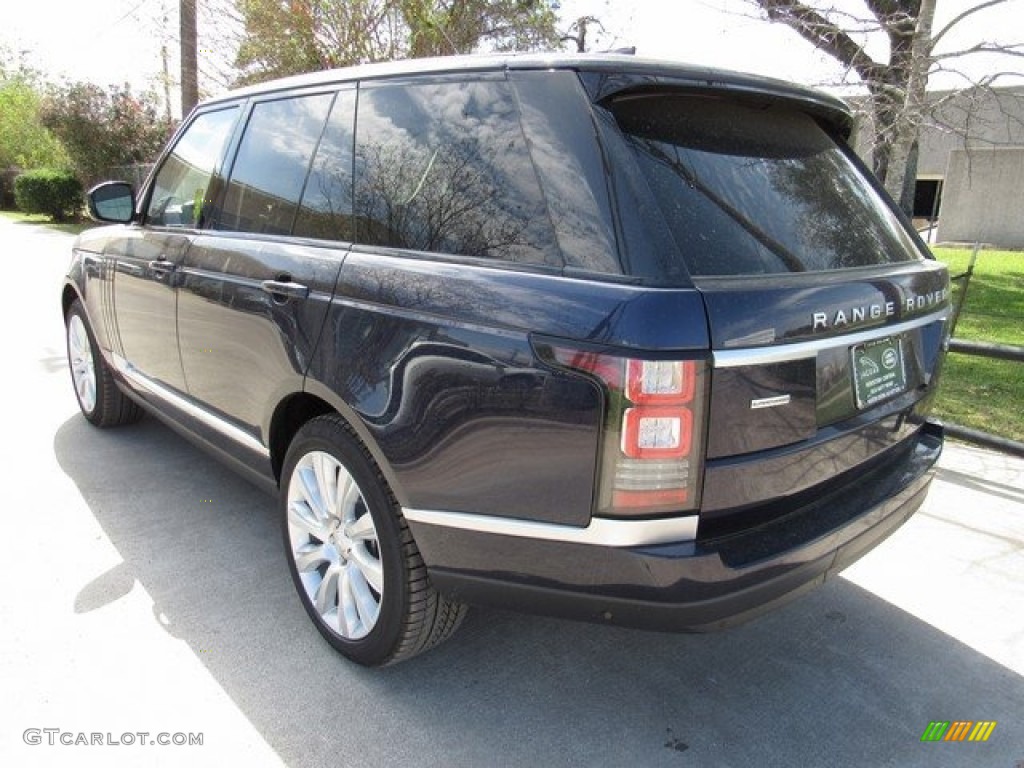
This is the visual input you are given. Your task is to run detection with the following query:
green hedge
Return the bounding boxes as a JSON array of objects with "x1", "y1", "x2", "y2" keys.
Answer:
[{"x1": 14, "y1": 169, "x2": 83, "y2": 221}]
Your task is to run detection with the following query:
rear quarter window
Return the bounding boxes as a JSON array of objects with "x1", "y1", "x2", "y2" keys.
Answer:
[
  {"x1": 610, "y1": 92, "x2": 924, "y2": 277},
  {"x1": 353, "y1": 78, "x2": 561, "y2": 266}
]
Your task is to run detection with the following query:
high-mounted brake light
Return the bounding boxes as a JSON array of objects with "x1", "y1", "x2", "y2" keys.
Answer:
[{"x1": 548, "y1": 348, "x2": 707, "y2": 517}]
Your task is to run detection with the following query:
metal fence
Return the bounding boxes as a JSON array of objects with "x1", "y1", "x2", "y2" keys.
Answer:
[{"x1": 944, "y1": 248, "x2": 1024, "y2": 457}]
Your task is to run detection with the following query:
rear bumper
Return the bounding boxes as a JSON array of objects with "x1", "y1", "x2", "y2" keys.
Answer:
[{"x1": 409, "y1": 423, "x2": 942, "y2": 631}]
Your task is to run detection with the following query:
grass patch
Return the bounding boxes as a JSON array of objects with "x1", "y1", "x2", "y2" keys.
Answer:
[
  {"x1": 934, "y1": 356, "x2": 1024, "y2": 441},
  {"x1": 932, "y1": 246, "x2": 1024, "y2": 442},
  {"x1": 0, "y1": 209, "x2": 95, "y2": 235}
]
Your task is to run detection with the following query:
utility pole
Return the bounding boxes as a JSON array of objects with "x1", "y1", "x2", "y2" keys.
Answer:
[
  {"x1": 161, "y1": 42, "x2": 173, "y2": 122},
  {"x1": 180, "y1": 0, "x2": 198, "y2": 116}
]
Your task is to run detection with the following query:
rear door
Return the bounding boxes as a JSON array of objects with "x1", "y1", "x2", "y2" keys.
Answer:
[{"x1": 177, "y1": 88, "x2": 356, "y2": 442}]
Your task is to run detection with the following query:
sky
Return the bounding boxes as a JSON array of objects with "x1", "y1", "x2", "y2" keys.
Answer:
[{"x1": 2, "y1": 0, "x2": 1021, "y2": 116}]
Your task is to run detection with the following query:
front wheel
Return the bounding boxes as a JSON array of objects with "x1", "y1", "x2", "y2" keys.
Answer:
[
  {"x1": 281, "y1": 415, "x2": 466, "y2": 666},
  {"x1": 65, "y1": 300, "x2": 143, "y2": 427}
]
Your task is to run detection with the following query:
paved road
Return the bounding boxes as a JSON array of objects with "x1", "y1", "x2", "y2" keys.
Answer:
[{"x1": 1, "y1": 216, "x2": 1022, "y2": 768}]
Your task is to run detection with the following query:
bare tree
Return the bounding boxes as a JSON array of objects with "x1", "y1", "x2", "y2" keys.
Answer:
[
  {"x1": 748, "y1": 1, "x2": 1023, "y2": 213},
  {"x1": 560, "y1": 15, "x2": 602, "y2": 52},
  {"x1": 230, "y1": 0, "x2": 561, "y2": 86}
]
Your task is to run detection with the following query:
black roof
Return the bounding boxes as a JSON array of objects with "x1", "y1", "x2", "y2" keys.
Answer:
[{"x1": 203, "y1": 52, "x2": 853, "y2": 136}]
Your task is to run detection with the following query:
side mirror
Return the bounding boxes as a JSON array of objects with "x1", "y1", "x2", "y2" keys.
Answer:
[{"x1": 87, "y1": 181, "x2": 135, "y2": 224}]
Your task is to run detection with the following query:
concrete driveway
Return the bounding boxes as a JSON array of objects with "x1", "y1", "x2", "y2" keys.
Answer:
[{"x1": 1, "y1": 216, "x2": 1021, "y2": 767}]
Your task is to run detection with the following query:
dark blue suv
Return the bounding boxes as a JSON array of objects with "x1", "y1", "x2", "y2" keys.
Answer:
[{"x1": 63, "y1": 53, "x2": 950, "y2": 666}]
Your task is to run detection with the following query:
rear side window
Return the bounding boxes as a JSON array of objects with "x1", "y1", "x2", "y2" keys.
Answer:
[
  {"x1": 294, "y1": 89, "x2": 357, "y2": 242},
  {"x1": 611, "y1": 92, "x2": 923, "y2": 277},
  {"x1": 353, "y1": 79, "x2": 560, "y2": 266},
  {"x1": 216, "y1": 93, "x2": 334, "y2": 234}
]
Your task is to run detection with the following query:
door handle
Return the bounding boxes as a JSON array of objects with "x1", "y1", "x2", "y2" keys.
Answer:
[
  {"x1": 148, "y1": 258, "x2": 176, "y2": 273},
  {"x1": 261, "y1": 280, "x2": 310, "y2": 300}
]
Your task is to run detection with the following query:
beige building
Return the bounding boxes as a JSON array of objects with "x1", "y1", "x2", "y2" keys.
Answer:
[{"x1": 855, "y1": 85, "x2": 1024, "y2": 248}]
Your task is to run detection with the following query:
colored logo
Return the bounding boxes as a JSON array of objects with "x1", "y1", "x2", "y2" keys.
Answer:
[
  {"x1": 859, "y1": 356, "x2": 880, "y2": 375},
  {"x1": 921, "y1": 721, "x2": 997, "y2": 742}
]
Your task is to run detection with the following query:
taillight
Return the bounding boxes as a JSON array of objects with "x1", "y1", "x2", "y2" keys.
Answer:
[{"x1": 548, "y1": 347, "x2": 707, "y2": 517}]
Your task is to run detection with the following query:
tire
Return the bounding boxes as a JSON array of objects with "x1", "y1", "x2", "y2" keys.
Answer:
[
  {"x1": 281, "y1": 414, "x2": 466, "y2": 666},
  {"x1": 65, "y1": 300, "x2": 143, "y2": 428}
]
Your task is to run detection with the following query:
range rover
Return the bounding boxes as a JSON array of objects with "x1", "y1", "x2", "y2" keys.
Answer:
[{"x1": 63, "y1": 53, "x2": 950, "y2": 666}]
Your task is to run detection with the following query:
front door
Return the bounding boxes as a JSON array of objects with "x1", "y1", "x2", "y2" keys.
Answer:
[{"x1": 111, "y1": 106, "x2": 240, "y2": 392}]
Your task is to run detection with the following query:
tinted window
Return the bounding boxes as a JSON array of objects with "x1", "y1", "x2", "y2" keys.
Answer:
[
  {"x1": 354, "y1": 79, "x2": 560, "y2": 265},
  {"x1": 612, "y1": 93, "x2": 922, "y2": 277},
  {"x1": 217, "y1": 93, "x2": 333, "y2": 234},
  {"x1": 294, "y1": 89, "x2": 357, "y2": 241},
  {"x1": 513, "y1": 72, "x2": 620, "y2": 275},
  {"x1": 146, "y1": 107, "x2": 238, "y2": 228}
]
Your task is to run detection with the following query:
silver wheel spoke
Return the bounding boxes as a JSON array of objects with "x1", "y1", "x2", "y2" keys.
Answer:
[
  {"x1": 338, "y1": 566, "x2": 360, "y2": 637},
  {"x1": 314, "y1": 564, "x2": 340, "y2": 617},
  {"x1": 77, "y1": 372, "x2": 94, "y2": 404},
  {"x1": 337, "y1": 472, "x2": 360, "y2": 521},
  {"x1": 348, "y1": 544, "x2": 383, "y2": 593},
  {"x1": 348, "y1": 566, "x2": 380, "y2": 629},
  {"x1": 288, "y1": 501, "x2": 327, "y2": 541},
  {"x1": 297, "y1": 466, "x2": 326, "y2": 520},
  {"x1": 345, "y1": 513, "x2": 376, "y2": 541},
  {"x1": 68, "y1": 315, "x2": 97, "y2": 413},
  {"x1": 313, "y1": 453, "x2": 337, "y2": 515},
  {"x1": 294, "y1": 542, "x2": 331, "y2": 573}
]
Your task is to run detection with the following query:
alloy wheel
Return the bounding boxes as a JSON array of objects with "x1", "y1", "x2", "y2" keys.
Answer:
[
  {"x1": 286, "y1": 451, "x2": 383, "y2": 640},
  {"x1": 67, "y1": 314, "x2": 97, "y2": 414}
]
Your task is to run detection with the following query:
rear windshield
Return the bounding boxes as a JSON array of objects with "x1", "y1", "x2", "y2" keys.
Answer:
[{"x1": 610, "y1": 92, "x2": 923, "y2": 277}]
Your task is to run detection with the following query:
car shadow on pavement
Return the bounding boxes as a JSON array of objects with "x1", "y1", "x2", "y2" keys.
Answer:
[
  {"x1": 934, "y1": 465, "x2": 1024, "y2": 506},
  {"x1": 54, "y1": 415, "x2": 1024, "y2": 768}
]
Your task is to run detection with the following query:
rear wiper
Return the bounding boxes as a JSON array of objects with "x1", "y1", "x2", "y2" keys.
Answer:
[{"x1": 640, "y1": 140, "x2": 806, "y2": 273}]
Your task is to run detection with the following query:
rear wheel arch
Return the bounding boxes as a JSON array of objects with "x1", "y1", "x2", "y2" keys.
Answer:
[
  {"x1": 268, "y1": 393, "x2": 335, "y2": 483},
  {"x1": 270, "y1": 385, "x2": 405, "y2": 500}
]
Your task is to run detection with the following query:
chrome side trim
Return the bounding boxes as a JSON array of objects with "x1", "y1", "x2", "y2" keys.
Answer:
[
  {"x1": 402, "y1": 507, "x2": 698, "y2": 547},
  {"x1": 112, "y1": 355, "x2": 270, "y2": 458},
  {"x1": 713, "y1": 311, "x2": 949, "y2": 369}
]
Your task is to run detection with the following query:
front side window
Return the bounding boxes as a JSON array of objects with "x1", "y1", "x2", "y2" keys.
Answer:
[
  {"x1": 216, "y1": 93, "x2": 334, "y2": 235},
  {"x1": 353, "y1": 79, "x2": 560, "y2": 266},
  {"x1": 611, "y1": 92, "x2": 923, "y2": 277},
  {"x1": 146, "y1": 107, "x2": 238, "y2": 228}
]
